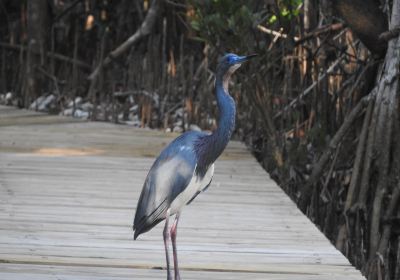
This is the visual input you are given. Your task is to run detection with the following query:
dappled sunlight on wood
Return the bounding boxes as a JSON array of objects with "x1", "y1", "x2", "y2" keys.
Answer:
[{"x1": 32, "y1": 147, "x2": 104, "y2": 156}]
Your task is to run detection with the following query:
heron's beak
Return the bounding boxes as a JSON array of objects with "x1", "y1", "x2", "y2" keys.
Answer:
[{"x1": 235, "y1": 54, "x2": 258, "y2": 64}]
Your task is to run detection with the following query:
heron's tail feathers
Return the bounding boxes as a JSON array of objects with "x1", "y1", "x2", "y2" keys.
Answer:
[{"x1": 133, "y1": 199, "x2": 169, "y2": 240}]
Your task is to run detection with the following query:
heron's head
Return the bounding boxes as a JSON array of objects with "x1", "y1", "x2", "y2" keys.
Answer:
[{"x1": 217, "y1": 53, "x2": 258, "y2": 76}]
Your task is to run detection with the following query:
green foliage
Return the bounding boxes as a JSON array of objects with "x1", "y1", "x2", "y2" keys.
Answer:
[
  {"x1": 188, "y1": 0, "x2": 261, "y2": 50},
  {"x1": 268, "y1": 0, "x2": 302, "y2": 24},
  {"x1": 188, "y1": 0, "x2": 302, "y2": 50}
]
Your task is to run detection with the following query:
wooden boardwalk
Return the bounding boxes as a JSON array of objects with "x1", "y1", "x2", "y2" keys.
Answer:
[{"x1": 0, "y1": 105, "x2": 365, "y2": 280}]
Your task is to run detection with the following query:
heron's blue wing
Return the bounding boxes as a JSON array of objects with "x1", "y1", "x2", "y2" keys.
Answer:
[{"x1": 133, "y1": 131, "x2": 202, "y2": 239}]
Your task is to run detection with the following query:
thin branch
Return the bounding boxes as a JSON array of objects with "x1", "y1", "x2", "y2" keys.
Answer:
[
  {"x1": 164, "y1": 0, "x2": 187, "y2": 8},
  {"x1": 0, "y1": 42, "x2": 91, "y2": 69},
  {"x1": 257, "y1": 23, "x2": 344, "y2": 45},
  {"x1": 53, "y1": 0, "x2": 82, "y2": 23},
  {"x1": 88, "y1": 0, "x2": 163, "y2": 81},
  {"x1": 379, "y1": 26, "x2": 400, "y2": 41},
  {"x1": 274, "y1": 56, "x2": 343, "y2": 119},
  {"x1": 344, "y1": 99, "x2": 374, "y2": 211},
  {"x1": 257, "y1": 24, "x2": 299, "y2": 41},
  {"x1": 295, "y1": 23, "x2": 345, "y2": 45},
  {"x1": 36, "y1": 66, "x2": 62, "y2": 97},
  {"x1": 299, "y1": 92, "x2": 374, "y2": 210}
]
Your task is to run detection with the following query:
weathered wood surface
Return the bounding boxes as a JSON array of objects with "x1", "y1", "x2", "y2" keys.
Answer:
[{"x1": 0, "y1": 105, "x2": 365, "y2": 279}]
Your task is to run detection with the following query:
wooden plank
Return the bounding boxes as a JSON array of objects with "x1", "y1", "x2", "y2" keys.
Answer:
[
  {"x1": 0, "y1": 106, "x2": 365, "y2": 279},
  {"x1": 0, "y1": 263, "x2": 362, "y2": 280}
]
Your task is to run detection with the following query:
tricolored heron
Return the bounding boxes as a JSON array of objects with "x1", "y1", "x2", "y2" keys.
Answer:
[{"x1": 133, "y1": 53, "x2": 256, "y2": 280}]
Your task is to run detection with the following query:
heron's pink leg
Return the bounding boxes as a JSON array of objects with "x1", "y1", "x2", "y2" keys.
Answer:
[
  {"x1": 170, "y1": 212, "x2": 181, "y2": 280},
  {"x1": 163, "y1": 210, "x2": 172, "y2": 280}
]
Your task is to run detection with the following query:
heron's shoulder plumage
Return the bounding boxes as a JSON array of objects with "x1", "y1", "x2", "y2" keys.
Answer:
[{"x1": 133, "y1": 131, "x2": 208, "y2": 239}]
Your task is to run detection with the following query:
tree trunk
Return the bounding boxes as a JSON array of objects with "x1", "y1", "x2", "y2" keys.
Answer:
[
  {"x1": 365, "y1": 1, "x2": 400, "y2": 278},
  {"x1": 332, "y1": 0, "x2": 400, "y2": 278},
  {"x1": 25, "y1": 0, "x2": 50, "y2": 108},
  {"x1": 332, "y1": 0, "x2": 387, "y2": 57}
]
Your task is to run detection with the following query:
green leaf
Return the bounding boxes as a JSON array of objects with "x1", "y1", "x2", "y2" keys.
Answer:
[
  {"x1": 281, "y1": 8, "x2": 290, "y2": 17},
  {"x1": 269, "y1": 15, "x2": 277, "y2": 24},
  {"x1": 190, "y1": 20, "x2": 201, "y2": 31},
  {"x1": 189, "y1": 36, "x2": 207, "y2": 42}
]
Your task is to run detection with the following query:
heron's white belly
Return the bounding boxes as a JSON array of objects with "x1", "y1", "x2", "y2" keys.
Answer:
[{"x1": 169, "y1": 164, "x2": 214, "y2": 214}]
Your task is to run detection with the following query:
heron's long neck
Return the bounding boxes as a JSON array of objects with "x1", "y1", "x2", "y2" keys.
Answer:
[{"x1": 197, "y1": 71, "x2": 236, "y2": 168}]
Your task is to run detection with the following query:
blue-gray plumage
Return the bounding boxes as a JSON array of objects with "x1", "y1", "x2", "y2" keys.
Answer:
[{"x1": 133, "y1": 53, "x2": 256, "y2": 280}]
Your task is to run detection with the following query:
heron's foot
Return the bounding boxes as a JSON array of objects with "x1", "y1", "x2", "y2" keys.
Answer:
[
  {"x1": 174, "y1": 271, "x2": 181, "y2": 280},
  {"x1": 166, "y1": 269, "x2": 173, "y2": 280}
]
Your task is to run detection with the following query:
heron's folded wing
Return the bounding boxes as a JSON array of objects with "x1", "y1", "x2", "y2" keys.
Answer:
[{"x1": 133, "y1": 145, "x2": 197, "y2": 238}]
